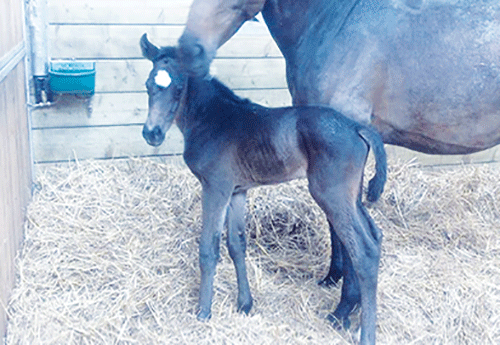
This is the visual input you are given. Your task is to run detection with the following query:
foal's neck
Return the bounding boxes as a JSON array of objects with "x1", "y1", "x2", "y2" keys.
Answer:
[
  {"x1": 184, "y1": 76, "x2": 248, "y2": 117},
  {"x1": 178, "y1": 76, "x2": 254, "y2": 137},
  {"x1": 177, "y1": 77, "x2": 220, "y2": 134}
]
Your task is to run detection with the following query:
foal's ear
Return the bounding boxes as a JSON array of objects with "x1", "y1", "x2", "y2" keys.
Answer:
[{"x1": 140, "y1": 33, "x2": 160, "y2": 61}]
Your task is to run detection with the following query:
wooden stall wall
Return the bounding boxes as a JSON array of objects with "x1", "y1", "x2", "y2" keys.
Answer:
[
  {"x1": 0, "y1": 0, "x2": 32, "y2": 337},
  {"x1": 32, "y1": 0, "x2": 499, "y2": 165},
  {"x1": 31, "y1": 0, "x2": 290, "y2": 163}
]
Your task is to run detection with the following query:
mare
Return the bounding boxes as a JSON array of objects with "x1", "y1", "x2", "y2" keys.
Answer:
[
  {"x1": 179, "y1": 0, "x2": 500, "y2": 155},
  {"x1": 176, "y1": 0, "x2": 500, "y2": 316},
  {"x1": 140, "y1": 34, "x2": 387, "y2": 345}
]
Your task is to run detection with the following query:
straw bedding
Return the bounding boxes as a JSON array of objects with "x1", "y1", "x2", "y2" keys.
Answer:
[{"x1": 4, "y1": 157, "x2": 500, "y2": 344}]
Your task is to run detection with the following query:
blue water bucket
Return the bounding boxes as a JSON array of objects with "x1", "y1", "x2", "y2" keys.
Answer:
[{"x1": 49, "y1": 60, "x2": 96, "y2": 96}]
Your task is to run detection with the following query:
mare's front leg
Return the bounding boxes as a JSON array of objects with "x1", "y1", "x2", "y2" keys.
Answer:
[
  {"x1": 197, "y1": 183, "x2": 232, "y2": 320},
  {"x1": 226, "y1": 191, "x2": 253, "y2": 314}
]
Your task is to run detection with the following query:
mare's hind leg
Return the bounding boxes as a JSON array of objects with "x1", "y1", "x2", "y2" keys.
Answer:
[
  {"x1": 226, "y1": 191, "x2": 253, "y2": 314},
  {"x1": 318, "y1": 221, "x2": 344, "y2": 286}
]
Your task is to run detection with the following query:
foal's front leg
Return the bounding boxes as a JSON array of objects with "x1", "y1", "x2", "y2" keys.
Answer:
[
  {"x1": 226, "y1": 191, "x2": 253, "y2": 314},
  {"x1": 197, "y1": 184, "x2": 232, "y2": 320}
]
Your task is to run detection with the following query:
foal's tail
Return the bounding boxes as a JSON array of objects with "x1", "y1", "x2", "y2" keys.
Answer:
[{"x1": 357, "y1": 127, "x2": 387, "y2": 202}]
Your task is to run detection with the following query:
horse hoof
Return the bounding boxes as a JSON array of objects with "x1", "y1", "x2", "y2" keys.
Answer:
[
  {"x1": 327, "y1": 313, "x2": 351, "y2": 330},
  {"x1": 237, "y1": 297, "x2": 253, "y2": 315},
  {"x1": 197, "y1": 308, "x2": 212, "y2": 321},
  {"x1": 318, "y1": 274, "x2": 342, "y2": 287}
]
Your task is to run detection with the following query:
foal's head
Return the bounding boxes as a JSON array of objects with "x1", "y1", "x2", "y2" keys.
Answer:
[
  {"x1": 179, "y1": 0, "x2": 266, "y2": 77},
  {"x1": 140, "y1": 34, "x2": 187, "y2": 147}
]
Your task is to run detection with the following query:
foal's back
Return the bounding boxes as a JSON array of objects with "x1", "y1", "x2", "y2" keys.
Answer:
[{"x1": 184, "y1": 78, "x2": 371, "y2": 189}]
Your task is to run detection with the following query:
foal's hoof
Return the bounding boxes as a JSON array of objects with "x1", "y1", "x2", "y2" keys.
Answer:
[
  {"x1": 237, "y1": 297, "x2": 253, "y2": 315},
  {"x1": 318, "y1": 271, "x2": 342, "y2": 287},
  {"x1": 196, "y1": 308, "x2": 212, "y2": 321},
  {"x1": 327, "y1": 313, "x2": 351, "y2": 330},
  {"x1": 318, "y1": 275, "x2": 340, "y2": 287}
]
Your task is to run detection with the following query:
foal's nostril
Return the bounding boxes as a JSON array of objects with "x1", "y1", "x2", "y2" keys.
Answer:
[
  {"x1": 151, "y1": 126, "x2": 160, "y2": 137},
  {"x1": 142, "y1": 125, "x2": 164, "y2": 146}
]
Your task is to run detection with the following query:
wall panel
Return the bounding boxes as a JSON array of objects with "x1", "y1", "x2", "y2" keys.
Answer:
[
  {"x1": 31, "y1": 0, "x2": 289, "y2": 163},
  {"x1": 32, "y1": 0, "x2": 500, "y2": 166},
  {"x1": 0, "y1": 64, "x2": 30, "y2": 342}
]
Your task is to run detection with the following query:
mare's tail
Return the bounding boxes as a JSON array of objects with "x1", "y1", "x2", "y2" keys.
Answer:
[{"x1": 357, "y1": 127, "x2": 387, "y2": 202}]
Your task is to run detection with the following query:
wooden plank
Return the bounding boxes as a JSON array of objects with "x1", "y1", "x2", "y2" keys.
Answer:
[
  {"x1": 0, "y1": 62, "x2": 31, "y2": 338},
  {"x1": 0, "y1": 0, "x2": 8, "y2": 57},
  {"x1": 31, "y1": 89, "x2": 291, "y2": 128},
  {"x1": 0, "y1": 0, "x2": 24, "y2": 57},
  {"x1": 0, "y1": 42, "x2": 26, "y2": 83},
  {"x1": 0, "y1": 59, "x2": 11, "y2": 339},
  {"x1": 236, "y1": 88, "x2": 292, "y2": 108},
  {"x1": 48, "y1": 22, "x2": 281, "y2": 59},
  {"x1": 30, "y1": 88, "x2": 291, "y2": 163},
  {"x1": 48, "y1": 25, "x2": 182, "y2": 59},
  {"x1": 31, "y1": 93, "x2": 149, "y2": 128},
  {"x1": 210, "y1": 58, "x2": 287, "y2": 90},
  {"x1": 32, "y1": 112, "x2": 500, "y2": 165},
  {"x1": 0, "y1": 63, "x2": 31, "y2": 257},
  {"x1": 86, "y1": 58, "x2": 287, "y2": 93},
  {"x1": 48, "y1": 0, "x2": 194, "y2": 24},
  {"x1": 8, "y1": 63, "x2": 31, "y2": 240},
  {"x1": 32, "y1": 116, "x2": 500, "y2": 165},
  {"x1": 32, "y1": 124, "x2": 185, "y2": 162}
]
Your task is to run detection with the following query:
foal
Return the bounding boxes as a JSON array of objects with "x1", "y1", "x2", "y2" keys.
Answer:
[{"x1": 140, "y1": 34, "x2": 387, "y2": 345}]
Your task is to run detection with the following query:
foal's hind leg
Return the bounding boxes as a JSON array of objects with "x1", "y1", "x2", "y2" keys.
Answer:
[
  {"x1": 328, "y1": 198, "x2": 383, "y2": 327},
  {"x1": 226, "y1": 191, "x2": 253, "y2": 314},
  {"x1": 308, "y1": 176, "x2": 381, "y2": 345},
  {"x1": 347, "y1": 207, "x2": 381, "y2": 345}
]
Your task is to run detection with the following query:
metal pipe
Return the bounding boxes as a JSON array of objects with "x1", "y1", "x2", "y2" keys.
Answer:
[{"x1": 27, "y1": 0, "x2": 51, "y2": 103}]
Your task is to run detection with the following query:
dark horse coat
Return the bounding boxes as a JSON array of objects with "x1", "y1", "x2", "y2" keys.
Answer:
[
  {"x1": 179, "y1": 0, "x2": 500, "y2": 155},
  {"x1": 140, "y1": 35, "x2": 387, "y2": 345}
]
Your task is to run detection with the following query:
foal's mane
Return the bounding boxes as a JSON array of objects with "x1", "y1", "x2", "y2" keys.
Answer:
[
  {"x1": 207, "y1": 78, "x2": 252, "y2": 107},
  {"x1": 184, "y1": 76, "x2": 256, "y2": 127}
]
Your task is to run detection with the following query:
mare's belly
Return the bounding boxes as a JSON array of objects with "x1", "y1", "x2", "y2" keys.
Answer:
[{"x1": 292, "y1": 0, "x2": 500, "y2": 153}]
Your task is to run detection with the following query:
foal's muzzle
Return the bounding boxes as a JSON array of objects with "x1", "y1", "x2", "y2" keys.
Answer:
[{"x1": 142, "y1": 125, "x2": 165, "y2": 147}]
